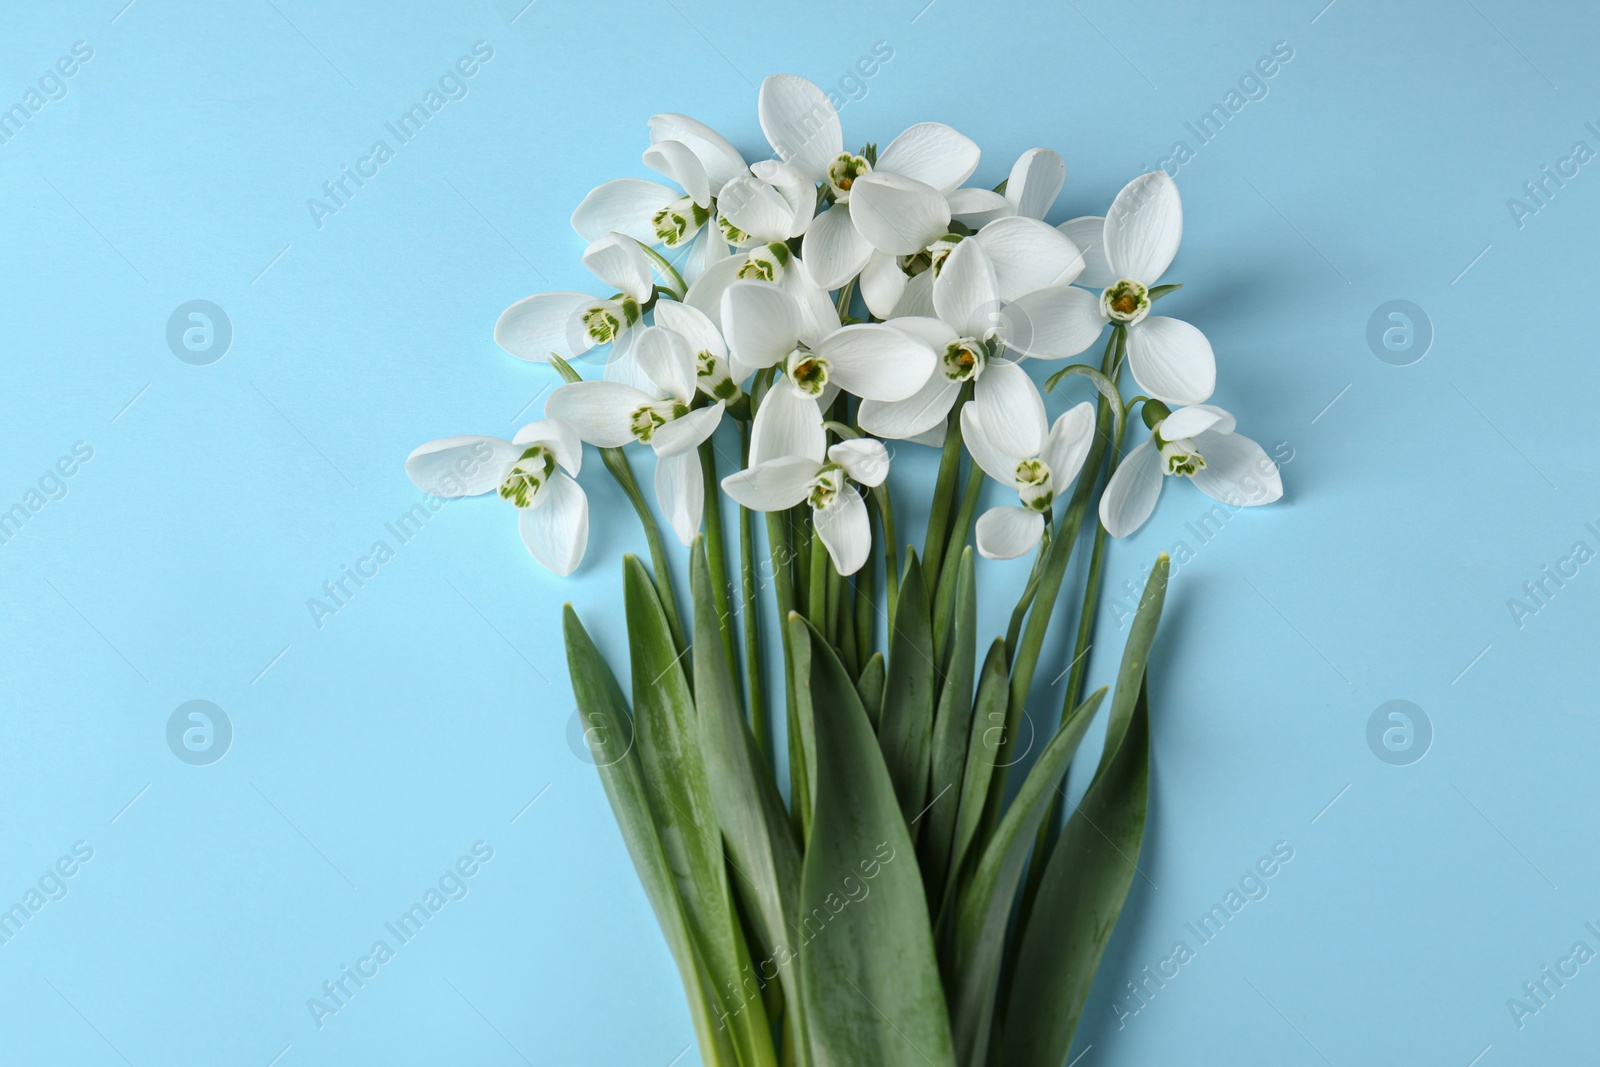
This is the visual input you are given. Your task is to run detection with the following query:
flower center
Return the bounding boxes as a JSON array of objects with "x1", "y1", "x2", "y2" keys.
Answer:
[
  {"x1": 628, "y1": 400, "x2": 688, "y2": 443},
  {"x1": 941, "y1": 338, "x2": 986, "y2": 382},
  {"x1": 736, "y1": 242, "x2": 792, "y2": 282},
  {"x1": 785, "y1": 348, "x2": 829, "y2": 396},
  {"x1": 1101, "y1": 278, "x2": 1151, "y2": 325},
  {"x1": 581, "y1": 296, "x2": 641, "y2": 345},
  {"x1": 827, "y1": 153, "x2": 871, "y2": 200},
  {"x1": 718, "y1": 214, "x2": 751, "y2": 246},
  {"x1": 807, "y1": 465, "x2": 845, "y2": 510},
  {"x1": 697, "y1": 351, "x2": 739, "y2": 400},
  {"x1": 651, "y1": 197, "x2": 710, "y2": 248},
  {"x1": 1015, "y1": 457, "x2": 1053, "y2": 511},
  {"x1": 1156, "y1": 436, "x2": 1205, "y2": 478},
  {"x1": 498, "y1": 446, "x2": 555, "y2": 509}
]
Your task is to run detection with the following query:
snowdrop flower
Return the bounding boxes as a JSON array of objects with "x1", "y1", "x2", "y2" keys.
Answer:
[
  {"x1": 1098, "y1": 402, "x2": 1282, "y2": 538},
  {"x1": 962, "y1": 388, "x2": 1096, "y2": 559},
  {"x1": 653, "y1": 300, "x2": 741, "y2": 402},
  {"x1": 722, "y1": 278, "x2": 934, "y2": 465},
  {"x1": 722, "y1": 435, "x2": 889, "y2": 576},
  {"x1": 1056, "y1": 171, "x2": 1217, "y2": 406},
  {"x1": 758, "y1": 74, "x2": 983, "y2": 294},
  {"x1": 859, "y1": 239, "x2": 1097, "y2": 442},
  {"x1": 545, "y1": 325, "x2": 725, "y2": 545},
  {"x1": 405, "y1": 421, "x2": 588, "y2": 575},
  {"x1": 494, "y1": 234, "x2": 659, "y2": 365}
]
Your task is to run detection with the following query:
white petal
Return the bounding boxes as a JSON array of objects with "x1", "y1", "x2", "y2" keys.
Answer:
[
  {"x1": 876, "y1": 122, "x2": 980, "y2": 193},
  {"x1": 814, "y1": 489, "x2": 871, "y2": 575},
  {"x1": 800, "y1": 204, "x2": 874, "y2": 290},
  {"x1": 652, "y1": 401, "x2": 724, "y2": 457},
  {"x1": 495, "y1": 292, "x2": 595, "y2": 362},
  {"x1": 850, "y1": 172, "x2": 952, "y2": 255},
  {"x1": 520, "y1": 473, "x2": 588, "y2": 575},
  {"x1": 684, "y1": 222, "x2": 730, "y2": 286},
  {"x1": 783, "y1": 258, "x2": 842, "y2": 343},
  {"x1": 652, "y1": 300, "x2": 727, "y2": 361},
  {"x1": 749, "y1": 386, "x2": 825, "y2": 465},
  {"x1": 722, "y1": 281, "x2": 803, "y2": 376},
  {"x1": 818, "y1": 323, "x2": 935, "y2": 402},
  {"x1": 648, "y1": 113, "x2": 747, "y2": 196},
  {"x1": 946, "y1": 188, "x2": 1015, "y2": 228},
  {"x1": 960, "y1": 401, "x2": 1020, "y2": 484},
  {"x1": 975, "y1": 216, "x2": 1085, "y2": 300},
  {"x1": 907, "y1": 421, "x2": 947, "y2": 448},
  {"x1": 655, "y1": 449, "x2": 704, "y2": 546},
  {"x1": 1103, "y1": 171, "x2": 1182, "y2": 284},
  {"x1": 890, "y1": 270, "x2": 935, "y2": 318},
  {"x1": 599, "y1": 327, "x2": 655, "y2": 392},
  {"x1": 721, "y1": 455, "x2": 820, "y2": 511},
  {"x1": 643, "y1": 139, "x2": 710, "y2": 207},
  {"x1": 1058, "y1": 216, "x2": 1114, "y2": 288},
  {"x1": 1158, "y1": 403, "x2": 1234, "y2": 440},
  {"x1": 759, "y1": 74, "x2": 843, "y2": 183},
  {"x1": 756, "y1": 161, "x2": 817, "y2": 238},
  {"x1": 406, "y1": 436, "x2": 517, "y2": 497},
  {"x1": 827, "y1": 438, "x2": 890, "y2": 486},
  {"x1": 1098, "y1": 440, "x2": 1164, "y2": 538},
  {"x1": 514, "y1": 419, "x2": 583, "y2": 475},
  {"x1": 857, "y1": 373, "x2": 960, "y2": 440},
  {"x1": 975, "y1": 507, "x2": 1045, "y2": 560},
  {"x1": 633, "y1": 325, "x2": 695, "y2": 400},
  {"x1": 883, "y1": 315, "x2": 959, "y2": 351},
  {"x1": 544, "y1": 380, "x2": 652, "y2": 448},
  {"x1": 1005, "y1": 148, "x2": 1066, "y2": 220},
  {"x1": 1041, "y1": 402, "x2": 1096, "y2": 486},
  {"x1": 859, "y1": 250, "x2": 908, "y2": 320},
  {"x1": 683, "y1": 256, "x2": 745, "y2": 330},
  {"x1": 998, "y1": 285, "x2": 1105, "y2": 360},
  {"x1": 972, "y1": 360, "x2": 1045, "y2": 462},
  {"x1": 717, "y1": 174, "x2": 796, "y2": 245},
  {"x1": 1190, "y1": 431, "x2": 1283, "y2": 507},
  {"x1": 571, "y1": 179, "x2": 677, "y2": 244},
  {"x1": 933, "y1": 239, "x2": 1002, "y2": 339},
  {"x1": 583, "y1": 234, "x2": 654, "y2": 303},
  {"x1": 1125, "y1": 316, "x2": 1216, "y2": 405}
]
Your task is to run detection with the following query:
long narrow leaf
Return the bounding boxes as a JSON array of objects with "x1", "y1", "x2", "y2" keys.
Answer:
[
  {"x1": 950, "y1": 687, "x2": 1108, "y2": 1065},
  {"x1": 999, "y1": 554, "x2": 1168, "y2": 1066},
  {"x1": 791, "y1": 614, "x2": 957, "y2": 1067},
  {"x1": 922, "y1": 548, "x2": 976, "y2": 903},
  {"x1": 939, "y1": 638, "x2": 1010, "y2": 922},
  {"x1": 877, "y1": 553, "x2": 935, "y2": 824}
]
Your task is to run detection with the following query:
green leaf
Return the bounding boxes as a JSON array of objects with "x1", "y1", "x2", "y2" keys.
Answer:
[
  {"x1": 689, "y1": 540, "x2": 803, "y2": 1001},
  {"x1": 624, "y1": 557, "x2": 773, "y2": 1066},
  {"x1": 790, "y1": 614, "x2": 957, "y2": 1067},
  {"x1": 999, "y1": 555, "x2": 1169, "y2": 1067},
  {"x1": 856, "y1": 651, "x2": 886, "y2": 730},
  {"x1": 922, "y1": 548, "x2": 976, "y2": 906},
  {"x1": 562, "y1": 605, "x2": 728, "y2": 1060},
  {"x1": 939, "y1": 638, "x2": 1010, "y2": 921},
  {"x1": 878, "y1": 553, "x2": 935, "y2": 824},
  {"x1": 950, "y1": 687, "x2": 1108, "y2": 1064}
]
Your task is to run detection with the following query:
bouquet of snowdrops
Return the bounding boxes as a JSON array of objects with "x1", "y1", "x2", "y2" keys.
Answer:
[{"x1": 407, "y1": 73, "x2": 1281, "y2": 1067}]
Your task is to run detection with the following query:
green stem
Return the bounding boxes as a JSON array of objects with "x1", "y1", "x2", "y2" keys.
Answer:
[
  {"x1": 808, "y1": 528, "x2": 828, "y2": 635},
  {"x1": 699, "y1": 439, "x2": 738, "y2": 679},
  {"x1": 854, "y1": 511, "x2": 876, "y2": 671},
  {"x1": 600, "y1": 445, "x2": 686, "y2": 652},
  {"x1": 639, "y1": 244, "x2": 688, "y2": 298},
  {"x1": 871, "y1": 482, "x2": 900, "y2": 632},
  {"x1": 1003, "y1": 528, "x2": 1052, "y2": 661},
  {"x1": 933, "y1": 461, "x2": 986, "y2": 664},
  {"x1": 766, "y1": 510, "x2": 808, "y2": 837},
  {"x1": 739, "y1": 425, "x2": 767, "y2": 757},
  {"x1": 922, "y1": 391, "x2": 970, "y2": 581}
]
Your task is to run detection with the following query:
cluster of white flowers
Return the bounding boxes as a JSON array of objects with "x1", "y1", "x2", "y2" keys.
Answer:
[{"x1": 407, "y1": 74, "x2": 1281, "y2": 575}]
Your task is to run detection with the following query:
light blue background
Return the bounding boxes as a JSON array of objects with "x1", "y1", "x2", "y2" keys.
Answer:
[{"x1": 3, "y1": 0, "x2": 1596, "y2": 1063}]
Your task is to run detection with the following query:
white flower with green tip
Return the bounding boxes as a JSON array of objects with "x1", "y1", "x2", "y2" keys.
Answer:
[
  {"x1": 722, "y1": 433, "x2": 889, "y2": 576},
  {"x1": 962, "y1": 389, "x2": 1097, "y2": 559},
  {"x1": 1098, "y1": 402, "x2": 1282, "y2": 538},
  {"x1": 1052, "y1": 171, "x2": 1217, "y2": 406},
  {"x1": 493, "y1": 233, "x2": 662, "y2": 367},
  {"x1": 858, "y1": 238, "x2": 1096, "y2": 444},
  {"x1": 721, "y1": 278, "x2": 935, "y2": 466},
  {"x1": 545, "y1": 324, "x2": 726, "y2": 545},
  {"x1": 405, "y1": 420, "x2": 588, "y2": 575}
]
